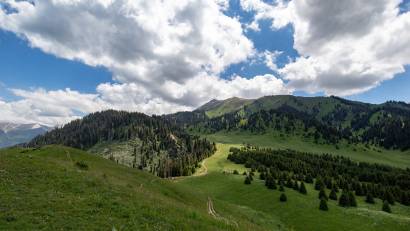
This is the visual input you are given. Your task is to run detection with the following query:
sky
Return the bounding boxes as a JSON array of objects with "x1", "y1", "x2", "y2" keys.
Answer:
[{"x1": 0, "y1": 0, "x2": 409, "y2": 126}]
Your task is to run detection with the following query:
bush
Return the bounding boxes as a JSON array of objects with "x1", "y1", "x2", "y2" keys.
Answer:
[
  {"x1": 233, "y1": 170, "x2": 239, "y2": 175},
  {"x1": 280, "y1": 193, "x2": 287, "y2": 202},
  {"x1": 75, "y1": 161, "x2": 89, "y2": 170}
]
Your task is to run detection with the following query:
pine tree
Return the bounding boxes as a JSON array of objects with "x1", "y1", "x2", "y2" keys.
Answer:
[
  {"x1": 259, "y1": 171, "x2": 266, "y2": 180},
  {"x1": 244, "y1": 175, "x2": 251, "y2": 185},
  {"x1": 365, "y1": 193, "x2": 375, "y2": 204},
  {"x1": 339, "y1": 191, "x2": 349, "y2": 207},
  {"x1": 348, "y1": 191, "x2": 357, "y2": 207},
  {"x1": 315, "y1": 178, "x2": 324, "y2": 190},
  {"x1": 293, "y1": 181, "x2": 300, "y2": 191},
  {"x1": 319, "y1": 187, "x2": 328, "y2": 200},
  {"x1": 382, "y1": 200, "x2": 392, "y2": 213},
  {"x1": 280, "y1": 193, "x2": 287, "y2": 202},
  {"x1": 329, "y1": 188, "x2": 338, "y2": 200},
  {"x1": 279, "y1": 182, "x2": 285, "y2": 192},
  {"x1": 383, "y1": 190, "x2": 395, "y2": 205},
  {"x1": 319, "y1": 198, "x2": 329, "y2": 211},
  {"x1": 299, "y1": 182, "x2": 307, "y2": 195}
]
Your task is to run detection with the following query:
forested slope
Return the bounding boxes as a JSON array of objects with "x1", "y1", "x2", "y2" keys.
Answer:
[{"x1": 28, "y1": 110, "x2": 216, "y2": 177}]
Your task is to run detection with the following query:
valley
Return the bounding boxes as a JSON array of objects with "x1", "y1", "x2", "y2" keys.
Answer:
[{"x1": 1, "y1": 96, "x2": 410, "y2": 230}]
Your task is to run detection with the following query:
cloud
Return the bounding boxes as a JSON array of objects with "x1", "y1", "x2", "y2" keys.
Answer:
[
  {"x1": 0, "y1": 73, "x2": 289, "y2": 126},
  {"x1": 0, "y1": 0, "x2": 253, "y2": 85},
  {"x1": 241, "y1": 0, "x2": 410, "y2": 96},
  {"x1": 0, "y1": 88, "x2": 106, "y2": 126},
  {"x1": 0, "y1": 0, "x2": 291, "y2": 125}
]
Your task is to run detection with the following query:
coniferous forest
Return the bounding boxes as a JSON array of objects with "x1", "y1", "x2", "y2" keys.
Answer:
[
  {"x1": 228, "y1": 146, "x2": 410, "y2": 209},
  {"x1": 28, "y1": 110, "x2": 216, "y2": 177}
]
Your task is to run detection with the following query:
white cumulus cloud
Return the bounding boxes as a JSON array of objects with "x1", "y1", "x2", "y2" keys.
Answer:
[
  {"x1": 241, "y1": 0, "x2": 410, "y2": 96},
  {"x1": 0, "y1": 0, "x2": 290, "y2": 125}
]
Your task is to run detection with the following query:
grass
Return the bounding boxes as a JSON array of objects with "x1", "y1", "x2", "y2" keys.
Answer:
[
  {"x1": 178, "y1": 143, "x2": 410, "y2": 231},
  {"x1": 1, "y1": 140, "x2": 409, "y2": 230},
  {"x1": 0, "y1": 145, "x2": 272, "y2": 231},
  {"x1": 201, "y1": 131, "x2": 410, "y2": 169}
]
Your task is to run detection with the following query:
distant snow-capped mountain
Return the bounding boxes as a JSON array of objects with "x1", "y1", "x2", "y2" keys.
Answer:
[{"x1": 0, "y1": 122, "x2": 52, "y2": 148}]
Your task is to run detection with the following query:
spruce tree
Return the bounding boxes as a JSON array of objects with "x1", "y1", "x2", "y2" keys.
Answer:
[
  {"x1": 319, "y1": 187, "x2": 328, "y2": 200},
  {"x1": 299, "y1": 182, "x2": 307, "y2": 195},
  {"x1": 329, "y1": 188, "x2": 338, "y2": 201},
  {"x1": 315, "y1": 178, "x2": 324, "y2": 190},
  {"x1": 319, "y1": 198, "x2": 329, "y2": 211},
  {"x1": 293, "y1": 181, "x2": 300, "y2": 191},
  {"x1": 382, "y1": 200, "x2": 392, "y2": 213},
  {"x1": 365, "y1": 193, "x2": 375, "y2": 204},
  {"x1": 244, "y1": 175, "x2": 251, "y2": 185},
  {"x1": 279, "y1": 182, "x2": 285, "y2": 192},
  {"x1": 259, "y1": 171, "x2": 265, "y2": 180},
  {"x1": 280, "y1": 193, "x2": 287, "y2": 202},
  {"x1": 339, "y1": 191, "x2": 349, "y2": 207},
  {"x1": 384, "y1": 190, "x2": 395, "y2": 205},
  {"x1": 348, "y1": 191, "x2": 357, "y2": 207}
]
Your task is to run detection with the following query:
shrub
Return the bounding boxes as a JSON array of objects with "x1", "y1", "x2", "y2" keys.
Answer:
[{"x1": 75, "y1": 161, "x2": 89, "y2": 170}]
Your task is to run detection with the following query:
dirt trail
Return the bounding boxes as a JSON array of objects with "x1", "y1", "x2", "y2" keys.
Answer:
[
  {"x1": 194, "y1": 159, "x2": 208, "y2": 177},
  {"x1": 207, "y1": 197, "x2": 238, "y2": 227}
]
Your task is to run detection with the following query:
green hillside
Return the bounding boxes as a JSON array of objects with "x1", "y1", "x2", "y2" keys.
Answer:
[
  {"x1": 176, "y1": 95, "x2": 410, "y2": 151},
  {"x1": 196, "y1": 97, "x2": 254, "y2": 118},
  {"x1": 178, "y1": 144, "x2": 410, "y2": 231},
  {"x1": 0, "y1": 146, "x2": 275, "y2": 231}
]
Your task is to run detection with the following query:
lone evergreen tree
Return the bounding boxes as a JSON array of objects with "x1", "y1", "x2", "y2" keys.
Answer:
[
  {"x1": 299, "y1": 182, "x2": 307, "y2": 195},
  {"x1": 319, "y1": 198, "x2": 329, "y2": 211},
  {"x1": 382, "y1": 200, "x2": 392, "y2": 213},
  {"x1": 365, "y1": 193, "x2": 375, "y2": 204},
  {"x1": 244, "y1": 175, "x2": 251, "y2": 185},
  {"x1": 293, "y1": 181, "x2": 299, "y2": 191},
  {"x1": 329, "y1": 188, "x2": 338, "y2": 200},
  {"x1": 280, "y1": 193, "x2": 287, "y2": 202},
  {"x1": 319, "y1": 187, "x2": 328, "y2": 200}
]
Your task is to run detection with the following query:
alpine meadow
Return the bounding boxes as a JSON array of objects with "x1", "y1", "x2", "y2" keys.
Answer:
[{"x1": 1, "y1": 0, "x2": 410, "y2": 230}]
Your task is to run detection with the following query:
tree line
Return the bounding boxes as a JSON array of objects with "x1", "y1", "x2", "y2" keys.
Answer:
[
  {"x1": 228, "y1": 146, "x2": 410, "y2": 209},
  {"x1": 28, "y1": 110, "x2": 216, "y2": 177}
]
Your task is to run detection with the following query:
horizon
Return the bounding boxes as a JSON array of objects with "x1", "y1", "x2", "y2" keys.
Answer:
[{"x1": 1, "y1": 0, "x2": 410, "y2": 126}]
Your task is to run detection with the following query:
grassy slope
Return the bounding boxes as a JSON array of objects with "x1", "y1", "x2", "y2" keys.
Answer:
[
  {"x1": 204, "y1": 98, "x2": 254, "y2": 118},
  {"x1": 178, "y1": 144, "x2": 410, "y2": 231},
  {"x1": 0, "y1": 146, "x2": 275, "y2": 231},
  {"x1": 200, "y1": 131, "x2": 410, "y2": 169}
]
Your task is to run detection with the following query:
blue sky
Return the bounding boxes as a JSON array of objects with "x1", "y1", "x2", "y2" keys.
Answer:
[{"x1": 0, "y1": 0, "x2": 409, "y2": 125}]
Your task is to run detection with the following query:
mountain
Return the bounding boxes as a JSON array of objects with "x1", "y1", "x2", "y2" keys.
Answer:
[
  {"x1": 28, "y1": 110, "x2": 215, "y2": 177},
  {"x1": 0, "y1": 122, "x2": 51, "y2": 148},
  {"x1": 168, "y1": 95, "x2": 410, "y2": 150},
  {"x1": 195, "y1": 97, "x2": 254, "y2": 118}
]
